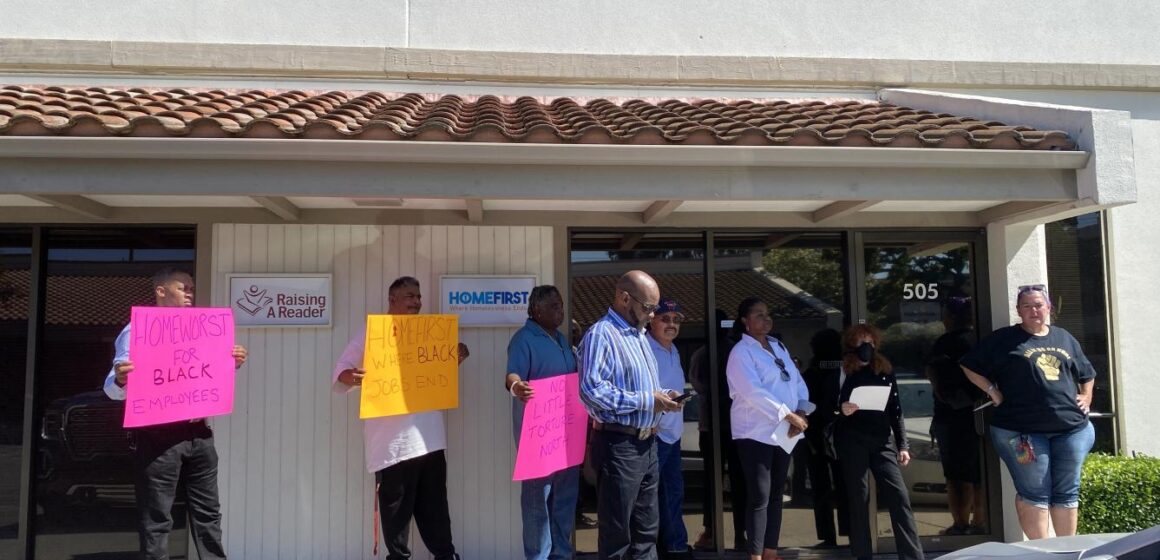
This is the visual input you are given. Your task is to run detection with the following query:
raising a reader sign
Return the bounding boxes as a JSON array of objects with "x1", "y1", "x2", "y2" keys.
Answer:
[{"x1": 124, "y1": 307, "x2": 237, "y2": 428}]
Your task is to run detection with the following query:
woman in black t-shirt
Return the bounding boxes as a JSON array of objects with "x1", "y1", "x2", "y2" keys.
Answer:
[
  {"x1": 960, "y1": 284, "x2": 1096, "y2": 540},
  {"x1": 835, "y1": 324, "x2": 924, "y2": 560}
]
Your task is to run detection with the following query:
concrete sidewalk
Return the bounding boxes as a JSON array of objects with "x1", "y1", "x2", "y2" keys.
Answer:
[{"x1": 577, "y1": 550, "x2": 938, "y2": 559}]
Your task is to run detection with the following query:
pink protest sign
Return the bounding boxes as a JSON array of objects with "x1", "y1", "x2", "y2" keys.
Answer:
[
  {"x1": 124, "y1": 306, "x2": 237, "y2": 428},
  {"x1": 512, "y1": 373, "x2": 588, "y2": 481}
]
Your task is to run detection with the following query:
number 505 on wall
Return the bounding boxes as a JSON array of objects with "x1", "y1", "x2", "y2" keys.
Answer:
[{"x1": 903, "y1": 283, "x2": 940, "y2": 300}]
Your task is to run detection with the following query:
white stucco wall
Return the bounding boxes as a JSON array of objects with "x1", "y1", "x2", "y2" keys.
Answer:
[
  {"x1": 984, "y1": 222, "x2": 1049, "y2": 542},
  {"x1": 3, "y1": 1, "x2": 1160, "y2": 64},
  {"x1": 1107, "y1": 121, "x2": 1160, "y2": 457},
  {"x1": 209, "y1": 224, "x2": 555, "y2": 560}
]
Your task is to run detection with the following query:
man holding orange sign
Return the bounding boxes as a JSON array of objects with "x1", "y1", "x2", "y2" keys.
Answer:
[{"x1": 333, "y1": 276, "x2": 470, "y2": 560}]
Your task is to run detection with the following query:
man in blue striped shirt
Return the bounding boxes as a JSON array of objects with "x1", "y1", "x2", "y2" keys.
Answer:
[{"x1": 579, "y1": 270, "x2": 682, "y2": 560}]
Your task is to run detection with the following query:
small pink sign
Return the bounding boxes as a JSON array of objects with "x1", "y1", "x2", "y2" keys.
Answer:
[
  {"x1": 124, "y1": 306, "x2": 236, "y2": 428},
  {"x1": 512, "y1": 373, "x2": 588, "y2": 481}
]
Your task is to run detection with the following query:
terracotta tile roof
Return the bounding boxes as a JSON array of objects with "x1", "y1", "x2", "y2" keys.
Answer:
[
  {"x1": 0, "y1": 86, "x2": 1075, "y2": 149},
  {"x1": 0, "y1": 270, "x2": 151, "y2": 325},
  {"x1": 571, "y1": 270, "x2": 833, "y2": 330}
]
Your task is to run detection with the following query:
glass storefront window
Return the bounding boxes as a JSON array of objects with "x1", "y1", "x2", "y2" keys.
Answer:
[
  {"x1": 570, "y1": 229, "x2": 999, "y2": 554},
  {"x1": 1045, "y1": 213, "x2": 1115, "y2": 453},
  {"x1": 33, "y1": 227, "x2": 196, "y2": 560},
  {"x1": 0, "y1": 229, "x2": 33, "y2": 560},
  {"x1": 714, "y1": 231, "x2": 848, "y2": 550},
  {"x1": 569, "y1": 231, "x2": 709, "y2": 555}
]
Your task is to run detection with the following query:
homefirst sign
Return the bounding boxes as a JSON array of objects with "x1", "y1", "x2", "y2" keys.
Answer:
[
  {"x1": 228, "y1": 274, "x2": 332, "y2": 327},
  {"x1": 440, "y1": 275, "x2": 536, "y2": 327}
]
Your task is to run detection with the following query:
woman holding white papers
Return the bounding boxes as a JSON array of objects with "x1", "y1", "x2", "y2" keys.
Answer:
[
  {"x1": 835, "y1": 324, "x2": 924, "y2": 560},
  {"x1": 726, "y1": 297, "x2": 813, "y2": 560}
]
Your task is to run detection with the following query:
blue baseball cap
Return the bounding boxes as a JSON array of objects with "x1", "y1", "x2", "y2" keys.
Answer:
[{"x1": 655, "y1": 298, "x2": 685, "y2": 319}]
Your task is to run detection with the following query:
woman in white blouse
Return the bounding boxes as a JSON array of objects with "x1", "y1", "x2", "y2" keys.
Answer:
[{"x1": 726, "y1": 297, "x2": 814, "y2": 560}]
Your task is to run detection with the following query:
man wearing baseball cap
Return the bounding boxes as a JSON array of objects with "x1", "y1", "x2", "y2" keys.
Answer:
[{"x1": 647, "y1": 298, "x2": 694, "y2": 559}]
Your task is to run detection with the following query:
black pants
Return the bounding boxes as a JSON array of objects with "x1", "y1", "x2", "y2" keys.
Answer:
[
  {"x1": 133, "y1": 423, "x2": 225, "y2": 560},
  {"x1": 837, "y1": 435, "x2": 924, "y2": 560},
  {"x1": 377, "y1": 450, "x2": 458, "y2": 560},
  {"x1": 735, "y1": 439, "x2": 792, "y2": 555},
  {"x1": 806, "y1": 447, "x2": 849, "y2": 542},
  {"x1": 592, "y1": 429, "x2": 659, "y2": 560},
  {"x1": 698, "y1": 430, "x2": 747, "y2": 546}
]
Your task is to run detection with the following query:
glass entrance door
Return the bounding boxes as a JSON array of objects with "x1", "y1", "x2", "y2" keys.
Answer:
[
  {"x1": 858, "y1": 232, "x2": 998, "y2": 553},
  {"x1": 31, "y1": 227, "x2": 196, "y2": 560},
  {"x1": 569, "y1": 231, "x2": 710, "y2": 556},
  {"x1": 710, "y1": 231, "x2": 849, "y2": 551},
  {"x1": 0, "y1": 228, "x2": 33, "y2": 560}
]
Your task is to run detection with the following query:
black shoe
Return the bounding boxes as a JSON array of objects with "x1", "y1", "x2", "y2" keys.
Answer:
[
  {"x1": 942, "y1": 524, "x2": 969, "y2": 536},
  {"x1": 815, "y1": 539, "x2": 839, "y2": 549},
  {"x1": 576, "y1": 513, "x2": 598, "y2": 528},
  {"x1": 692, "y1": 531, "x2": 714, "y2": 551}
]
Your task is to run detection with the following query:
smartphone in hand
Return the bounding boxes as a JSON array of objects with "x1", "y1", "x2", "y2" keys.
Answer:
[{"x1": 672, "y1": 390, "x2": 697, "y2": 403}]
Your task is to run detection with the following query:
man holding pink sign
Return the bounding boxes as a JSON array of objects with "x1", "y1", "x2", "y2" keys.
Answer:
[
  {"x1": 102, "y1": 268, "x2": 247, "y2": 560},
  {"x1": 505, "y1": 285, "x2": 583, "y2": 560}
]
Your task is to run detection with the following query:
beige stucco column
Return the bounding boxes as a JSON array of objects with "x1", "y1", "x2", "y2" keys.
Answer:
[{"x1": 985, "y1": 221, "x2": 1050, "y2": 542}]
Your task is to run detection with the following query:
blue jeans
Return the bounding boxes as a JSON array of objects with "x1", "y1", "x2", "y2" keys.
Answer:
[
  {"x1": 521, "y1": 465, "x2": 580, "y2": 560},
  {"x1": 657, "y1": 439, "x2": 688, "y2": 553},
  {"x1": 989, "y1": 422, "x2": 1095, "y2": 509}
]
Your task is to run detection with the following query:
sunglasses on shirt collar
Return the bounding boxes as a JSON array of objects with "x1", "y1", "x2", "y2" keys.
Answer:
[{"x1": 773, "y1": 355, "x2": 790, "y2": 382}]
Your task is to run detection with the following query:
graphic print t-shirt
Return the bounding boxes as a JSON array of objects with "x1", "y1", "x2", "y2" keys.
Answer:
[{"x1": 961, "y1": 325, "x2": 1096, "y2": 433}]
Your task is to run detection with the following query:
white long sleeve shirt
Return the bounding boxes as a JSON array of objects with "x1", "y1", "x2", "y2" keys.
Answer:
[
  {"x1": 333, "y1": 330, "x2": 447, "y2": 473},
  {"x1": 103, "y1": 324, "x2": 131, "y2": 400},
  {"x1": 726, "y1": 333, "x2": 814, "y2": 445}
]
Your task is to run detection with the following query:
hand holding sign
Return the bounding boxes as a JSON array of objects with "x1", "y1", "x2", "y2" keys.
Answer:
[
  {"x1": 113, "y1": 360, "x2": 134, "y2": 387},
  {"x1": 359, "y1": 314, "x2": 461, "y2": 419},
  {"x1": 124, "y1": 306, "x2": 237, "y2": 428}
]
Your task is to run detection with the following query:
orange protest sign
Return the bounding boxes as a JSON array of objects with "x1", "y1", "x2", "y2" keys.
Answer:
[{"x1": 359, "y1": 314, "x2": 460, "y2": 419}]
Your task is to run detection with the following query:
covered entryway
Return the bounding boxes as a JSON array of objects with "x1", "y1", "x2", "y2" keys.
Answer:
[{"x1": 0, "y1": 84, "x2": 1133, "y2": 559}]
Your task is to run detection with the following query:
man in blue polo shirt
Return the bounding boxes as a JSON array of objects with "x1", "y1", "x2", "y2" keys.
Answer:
[{"x1": 506, "y1": 284, "x2": 579, "y2": 560}]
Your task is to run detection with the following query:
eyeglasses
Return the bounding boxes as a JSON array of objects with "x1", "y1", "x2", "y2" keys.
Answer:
[
  {"x1": 1017, "y1": 284, "x2": 1050, "y2": 310},
  {"x1": 622, "y1": 291, "x2": 658, "y2": 314},
  {"x1": 774, "y1": 357, "x2": 793, "y2": 382},
  {"x1": 1018, "y1": 284, "x2": 1047, "y2": 295},
  {"x1": 658, "y1": 315, "x2": 683, "y2": 325}
]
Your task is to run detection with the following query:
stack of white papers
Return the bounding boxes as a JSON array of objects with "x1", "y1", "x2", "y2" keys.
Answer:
[
  {"x1": 772, "y1": 419, "x2": 805, "y2": 453},
  {"x1": 849, "y1": 385, "x2": 891, "y2": 411}
]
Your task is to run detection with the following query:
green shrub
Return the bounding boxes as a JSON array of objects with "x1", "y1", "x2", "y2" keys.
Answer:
[{"x1": 1079, "y1": 452, "x2": 1160, "y2": 533}]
